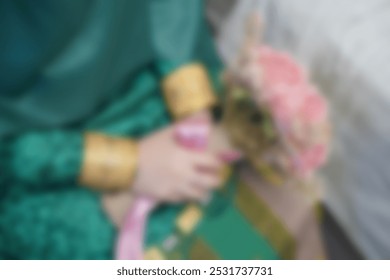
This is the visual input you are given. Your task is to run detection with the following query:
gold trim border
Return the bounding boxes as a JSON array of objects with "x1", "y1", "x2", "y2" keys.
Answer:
[{"x1": 235, "y1": 182, "x2": 296, "y2": 259}]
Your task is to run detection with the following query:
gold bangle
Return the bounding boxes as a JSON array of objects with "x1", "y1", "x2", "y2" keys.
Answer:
[
  {"x1": 162, "y1": 63, "x2": 217, "y2": 119},
  {"x1": 79, "y1": 132, "x2": 138, "y2": 191}
]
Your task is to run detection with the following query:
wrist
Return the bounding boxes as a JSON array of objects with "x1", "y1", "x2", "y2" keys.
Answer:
[{"x1": 79, "y1": 132, "x2": 138, "y2": 191}]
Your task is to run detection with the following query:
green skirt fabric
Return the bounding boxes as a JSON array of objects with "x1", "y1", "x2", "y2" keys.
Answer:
[
  {"x1": 0, "y1": 169, "x2": 323, "y2": 260},
  {"x1": 1, "y1": 175, "x2": 281, "y2": 260}
]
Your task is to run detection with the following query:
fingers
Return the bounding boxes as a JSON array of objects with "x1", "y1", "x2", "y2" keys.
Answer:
[
  {"x1": 173, "y1": 166, "x2": 222, "y2": 203},
  {"x1": 189, "y1": 152, "x2": 223, "y2": 172},
  {"x1": 218, "y1": 150, "x2": 243, "y2": 163},
  {"x1": 177, "y1": 181, "x2": 210, "y2": 202},
  {"x1": 170, "y1": 150, "x2": 223, "y2": 202},
  {"x1": 189, "y1": 171, "x2": 222, "y2": 191}
]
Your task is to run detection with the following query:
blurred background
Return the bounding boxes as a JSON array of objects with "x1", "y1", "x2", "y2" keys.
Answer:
[{"x1": 206, "y1": 0, "x2": 390, "y2": 259}]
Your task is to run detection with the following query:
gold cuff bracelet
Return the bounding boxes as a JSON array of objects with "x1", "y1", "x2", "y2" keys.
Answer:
[
  {"x1": 79, "y1": 132, "x2": 138, "y2": 191},
  {"x1": 162, "y1": 63, "x2": 217, "y2": 119}
]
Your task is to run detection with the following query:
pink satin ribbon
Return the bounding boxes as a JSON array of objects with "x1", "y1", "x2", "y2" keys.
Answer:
[
  {"x1": 115, "y1": 118, "x2": 211, "y2": 260},
  {"x1": 115, "y1": 196, "x2": 156, "y2": 260}
]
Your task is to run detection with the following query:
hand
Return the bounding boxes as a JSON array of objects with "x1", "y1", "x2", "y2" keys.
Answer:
[{"x1": 132, "y1": 124, "x2": 224, "y2": 203}]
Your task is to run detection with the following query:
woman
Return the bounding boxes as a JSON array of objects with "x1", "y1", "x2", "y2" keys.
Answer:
[{"x1": 0, "y1": 0, "x2": 324, "y2": 259}]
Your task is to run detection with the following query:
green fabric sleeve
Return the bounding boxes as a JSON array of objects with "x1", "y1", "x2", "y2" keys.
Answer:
[
  {"x1": 0, "y1": 130, "x2": 83, "y2": 191},
  {"x1": 150, "y1": 0, "x2": 223, "y2": 91}
]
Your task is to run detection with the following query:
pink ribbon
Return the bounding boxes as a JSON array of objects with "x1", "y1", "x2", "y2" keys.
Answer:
[{"x1": 115, "y1": 195, "x2": 156, "y2": 260}]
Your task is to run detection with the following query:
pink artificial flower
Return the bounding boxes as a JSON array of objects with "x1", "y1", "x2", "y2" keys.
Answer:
[
  {"x1": 251, "y1": 45, "x2": 330, "y2": 179},
  {"x1": 259, "y1": 46, "x2": 306, "y2": 91},
  {"x1": 266, "y1": 86, "x2": 306, "y2": 123}
]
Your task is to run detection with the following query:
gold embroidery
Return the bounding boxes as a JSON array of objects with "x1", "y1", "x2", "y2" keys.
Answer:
[
  {"x1": 162, "y1": 63, "x2": 217, "y2": 119},
  {"x1": 176, "y1": 204, "x2": 203, "y2": 235}
]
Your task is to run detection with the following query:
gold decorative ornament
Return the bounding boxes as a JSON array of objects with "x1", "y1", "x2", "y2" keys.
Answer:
[
  {"x1": 176, "y1": 204, "x2": 203, "y2": 235},
  {"x1": 162, "y1": 63, "x2": 217, "y2": 119},
  {"x1": 79, "y1": 132, "x2": 138, "y2": 191}
]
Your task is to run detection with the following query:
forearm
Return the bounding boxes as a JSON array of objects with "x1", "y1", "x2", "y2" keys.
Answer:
[{"x1": 0, "y1": 130, "x2": 138, "y2": 192}]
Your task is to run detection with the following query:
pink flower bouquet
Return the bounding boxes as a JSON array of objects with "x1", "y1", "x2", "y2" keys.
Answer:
[{"x1": 223, "y1": 19, "x2": 331, "y2": 184}]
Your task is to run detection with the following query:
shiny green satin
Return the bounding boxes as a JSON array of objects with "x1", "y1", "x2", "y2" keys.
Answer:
[{"x1": 0, "y1": 0, "x2": 220, "y2": 136}]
